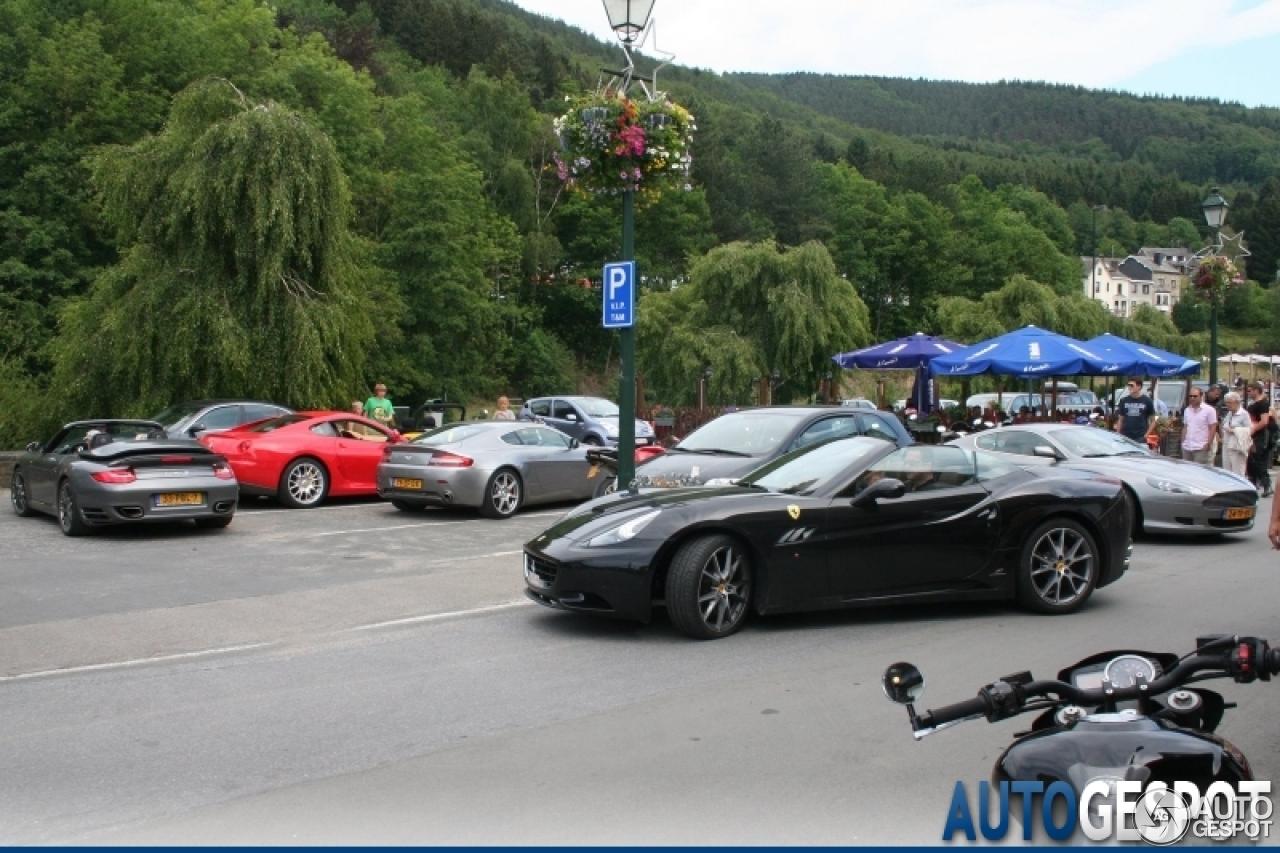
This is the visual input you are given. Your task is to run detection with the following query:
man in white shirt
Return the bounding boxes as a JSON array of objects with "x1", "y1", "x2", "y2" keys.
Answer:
[{"x1": 1180, "y1": 387, "x2": 1217, "y2": 465}]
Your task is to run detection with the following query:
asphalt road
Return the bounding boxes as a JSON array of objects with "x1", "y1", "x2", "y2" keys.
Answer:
[{"x1": 2, "y1": 491, "x2": 1278, "y2": 845}]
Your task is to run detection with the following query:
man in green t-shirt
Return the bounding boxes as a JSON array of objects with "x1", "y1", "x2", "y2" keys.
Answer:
[{"x1": 363, "y1": 383, "x2": 395, "y2": 427}]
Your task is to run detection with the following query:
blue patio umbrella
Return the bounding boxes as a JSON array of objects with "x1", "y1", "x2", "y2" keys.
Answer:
[
  {"x1": 832, "y1": 332, "x2": 964, "y2": 370},
  {"x1": 1083, "y1": 333, "x2": 1200, "y2": 378},
  {"x1": 832, "y1": 333, "x2": 963, "y2": 415},
  {"x1": 928, "y1": 326, "x2": 1123, "y2": 377}
]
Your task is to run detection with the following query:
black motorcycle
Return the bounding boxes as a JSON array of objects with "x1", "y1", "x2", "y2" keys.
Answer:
[{"x1": 883, "y1": 635, "x2": 1279, "y2": 843}]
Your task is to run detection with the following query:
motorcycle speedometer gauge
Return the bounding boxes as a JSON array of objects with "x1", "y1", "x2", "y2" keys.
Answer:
[{"x1": 1103, "y1": 654, "x2": 1159, "y2": 689}]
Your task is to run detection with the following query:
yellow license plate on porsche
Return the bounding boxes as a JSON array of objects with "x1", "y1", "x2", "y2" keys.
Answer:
[
  {"x1": 1224, "y1": 507, "x2": 1254, "y2": 521},
  {"x1": 155, "y1": 492, "x2": 204, "y2": 507},
  {"x1": 393, "y1": 478, "x2": 424, "y2": 490}
]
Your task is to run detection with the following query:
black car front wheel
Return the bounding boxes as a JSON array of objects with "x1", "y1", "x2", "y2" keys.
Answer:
[
  {"x1": 666, "y1": 534, "x2": 752, "y2": 640},
  {"x1": 1017, "y1": 518, "x2": 1098, "y2": 614},
  {"x1": 57, "y1": 480, "x2": 91, "y2": 537},
  {"x1": 11, "y1": 469, "x2": 34, "y2": 517},
  {"x1": 592, "y1": 475, "x2": 618, "y2": 499}
]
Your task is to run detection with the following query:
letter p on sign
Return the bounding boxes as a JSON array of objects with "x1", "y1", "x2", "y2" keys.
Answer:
[{"x1": 602, "y1": 261, "x2": 635, "y2": 329}]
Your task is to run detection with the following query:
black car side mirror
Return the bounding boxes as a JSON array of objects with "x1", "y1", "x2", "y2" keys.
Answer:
[
  {"x1": 1032, "y1": 445, "x2": 1063, "y2": 461},
  {"x1": 188, "y1": 425, "x2": 207, "y2": 437},
  {"x1": 569, "y1": 438, "x2": 580, "y2": 449},
  {"x1": 851, "y1": 477, "x2": 906, "y2": 507},
  {"x1": 26, "y1": 441, "x2": 41, "y2": 453}
]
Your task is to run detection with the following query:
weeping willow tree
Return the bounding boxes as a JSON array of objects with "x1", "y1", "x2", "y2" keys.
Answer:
[
  {"x1": 53, "y1": 78, "x2": 376, "y2": 415},
  {"x1": 637, "y1": 241, "x2": 871, "y2": 405}
]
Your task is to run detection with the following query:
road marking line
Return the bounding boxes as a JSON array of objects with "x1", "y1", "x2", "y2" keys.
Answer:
[
  {"x1": 346, "y1": 600, "x2": 533, "y2": 632},
  {"x1": 314, "y1": 521, "x2": 475, "y2": 536},
  {"x1": 0, "y1": 642, "x2": 275, "y2": 682}
]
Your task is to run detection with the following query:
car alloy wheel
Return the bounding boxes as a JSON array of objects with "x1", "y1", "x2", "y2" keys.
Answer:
[
  {"x1": 480, "y1": 469, "x2": 521, "y2": 519},
  {"x1": 58, "y1": 481, "x2": 90, "y2": 536},
  {"x1": 593, "y1": 475, "x2": 617, "y2": 499},
  {"x1": 1018, "y1": 519, "x2": 1097, "y2": 613},
  {"x1": 279, "y1": 458, "x2": 328, "y2": 509},
  {"x1": 11, "y1": 470, "x2": 34, "y2": 517},
  {"x1": 666, "y1": 534, "x2": 752, "y2": 639}
]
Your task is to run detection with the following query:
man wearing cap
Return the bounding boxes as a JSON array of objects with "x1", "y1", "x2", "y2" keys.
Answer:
[
  {"x1": 363, "y1": 383, "x2": 395, "y2": 428},
  {"x1": 1179, "y1": 387, "x2": 1217, "y2": 465}
]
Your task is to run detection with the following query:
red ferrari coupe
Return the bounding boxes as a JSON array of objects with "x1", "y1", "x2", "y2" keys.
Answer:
[{"x1": 200, "y1": 412, "x2": 401, "y2": 508}]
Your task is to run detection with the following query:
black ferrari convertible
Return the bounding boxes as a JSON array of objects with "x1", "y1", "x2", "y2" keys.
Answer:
[{"x1": 523, "y1": 437, "x2": 1131, "y2": 640}]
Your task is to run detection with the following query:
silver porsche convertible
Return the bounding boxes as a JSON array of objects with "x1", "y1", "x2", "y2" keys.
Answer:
[
  {"x1": 950, "y1": 423, "x2": 1257, "y2": 536},
  {"x1": 10, "y1": 419, "x2": 239, "y2": 536},
  {"x1": 376, "y1": 421, "x2": 599, "y2": 518}
]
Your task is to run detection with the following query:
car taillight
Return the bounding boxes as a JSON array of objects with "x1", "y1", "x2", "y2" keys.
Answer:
[
  {"x1": 429, "y1": 452, "x2": 473, "y2": 468},
  {"x1": 92, "y1": 468, "x2": 136, "y2": 484},
  {"x1": 161, "y1": 456, "x2": 193, "y2": 464},
  {"x1": 213, "y1": 464, "x2": 235, "y2": 480}
]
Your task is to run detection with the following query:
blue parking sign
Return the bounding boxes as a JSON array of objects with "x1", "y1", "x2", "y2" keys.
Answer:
[{"x1": 602, "y1": 261, "x2": 635, "y2": 329}]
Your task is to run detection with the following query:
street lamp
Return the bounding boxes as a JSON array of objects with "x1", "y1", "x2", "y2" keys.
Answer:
[
  {"x1": 698, "y1": 365, "x2": 712, "y2": 410},
  {"x1": 602, "y1": 0, "x2": 656, "y2": 44},
  {"x1": 1202, "y1": 187, "x2": 1230, "y2": 386},
  {"x1": 769, "y1": 368, "x2": 781, "y2": 405},
  {"x1": 600, "y1": 0, "x2": 658, "y2": 490}
]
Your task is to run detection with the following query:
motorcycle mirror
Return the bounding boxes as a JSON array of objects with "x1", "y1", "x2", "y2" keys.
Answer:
[{"x1": 882, "y1": 662, "x2": 925, "y2": 705}]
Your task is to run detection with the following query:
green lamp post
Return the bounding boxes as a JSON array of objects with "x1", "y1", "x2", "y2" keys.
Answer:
[{"x1": 1201, "y1": 187, "x2": 1229, "y2": 387}]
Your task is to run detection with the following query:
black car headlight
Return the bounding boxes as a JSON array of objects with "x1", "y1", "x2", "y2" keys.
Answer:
[{"x1": 585, "y1": 509, "x2": 661, "y2": 548}]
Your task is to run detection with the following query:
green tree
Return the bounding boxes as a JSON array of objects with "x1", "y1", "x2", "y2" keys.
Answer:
[
  {"x1": 52, "y1": 79, "x2": 376, "y2": 415},
  {"x1": 936, "y1": 274, "x2": 1110, "y2": 342},
  {"x1": 1171, "y1": 298, "x2": 1208, "y2": 334},
  {"x1": 637, "y1": 241, "x2": 870, "y2": 404}
]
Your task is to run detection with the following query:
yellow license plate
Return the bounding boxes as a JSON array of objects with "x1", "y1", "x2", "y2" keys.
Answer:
[
  {"x1": 156, "y1": 492, "x2": 204, "y2": 507},
  {"x1": 393, "y1": 478, "x2": 424, "y2": 490},
  {"x1": 1224, "y1": 507, "x2": 1254, "y2": 521}
]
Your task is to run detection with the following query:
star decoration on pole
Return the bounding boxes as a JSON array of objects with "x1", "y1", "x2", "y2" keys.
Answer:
[
  {"x1": 632, "y1": 19, "x2": 676, "y2": 102},
  {"x1": 1217, "y1": 229, "x2": 1251, "y2": 264}
]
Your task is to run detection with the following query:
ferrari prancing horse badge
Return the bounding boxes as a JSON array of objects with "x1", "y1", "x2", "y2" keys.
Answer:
[{"x1": 787, "y1": 505, "x2": 800, "y2": 520}]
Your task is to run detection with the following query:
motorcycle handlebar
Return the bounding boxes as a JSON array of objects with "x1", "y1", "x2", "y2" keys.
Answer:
[{"x1": 912, "y1": 645, "x2": 1280, "y2": 734}]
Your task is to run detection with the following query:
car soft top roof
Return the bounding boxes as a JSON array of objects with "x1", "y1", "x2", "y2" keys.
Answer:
[{"x1": 62, "y1": 419, "x2": 165, "y2": 430}]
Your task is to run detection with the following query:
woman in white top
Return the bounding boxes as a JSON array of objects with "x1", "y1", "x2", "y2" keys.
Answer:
[{"x1": 1220, "y1": 391, "x2": 1252, "y2": 477}]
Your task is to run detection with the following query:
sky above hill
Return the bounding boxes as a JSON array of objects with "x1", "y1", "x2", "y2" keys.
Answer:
[{"x1": 509, "y1": 0, "x2": 1280, "y2": 109}]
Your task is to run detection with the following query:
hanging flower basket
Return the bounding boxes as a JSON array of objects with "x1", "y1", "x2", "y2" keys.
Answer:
[
  {"x1": 552, "y1": 92, "x2": 695, "y2": 195},
  {"x1": 1193, "y1": 255, "x2": 1243, "y2": 304}
]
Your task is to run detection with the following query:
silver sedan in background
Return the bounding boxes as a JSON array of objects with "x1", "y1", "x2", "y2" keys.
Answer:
[
  {"x1": 949, "y1": 423, "x2": 1257, "y2": 536},
  {"x1": 376, "y1": 421, "x2": 599, "y2": 519}
]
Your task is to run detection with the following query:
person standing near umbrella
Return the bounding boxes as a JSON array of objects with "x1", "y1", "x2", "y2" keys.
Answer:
[
  {"x1": 1246, "y1": 380, "x2": 1274, "y2": 497},
  {"x1": 1115, "y1": 378, "x2": 1157, "y2": 445},
  {"x1": 1179, "y1": 388, "x2": 1217, "y2": 465}
]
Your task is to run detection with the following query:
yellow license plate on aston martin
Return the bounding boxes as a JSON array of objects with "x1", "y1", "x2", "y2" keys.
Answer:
[
  {"x1": 156, "y1": 492, "x2": 204, "y2": 507},
  {"x1": 1224, "y1": 507, "x2": 1254, "y2": 521},
  {"x1": 393, "y1": 478, "x2": 424, "y2": 490}
]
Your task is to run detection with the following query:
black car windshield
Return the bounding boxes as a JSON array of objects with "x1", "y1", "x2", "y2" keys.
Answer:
[
  {"x1": 741, "y1": 437, "x2": 885, "y2": 495},
  {"x1": 575, "y1": 399, "x2": 619, "y2": 417},
  {"x1": 412, "y1": 423, "x2": 489, "y2": 444},
  {"x1": 246, "y1": 415, "x2": 309, "y2": 433},
  {"x1": 677, "y1": 411, "x2": 803, "y2": 456},
  {"x1": 1049, "y1": 427, "x2": 1151, "y2": 458},
  {"x1": 150, "y1": 402, "x2": 206, "y2": 429}
]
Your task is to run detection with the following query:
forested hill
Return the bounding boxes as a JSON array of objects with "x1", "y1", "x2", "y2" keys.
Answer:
[
  {"x1": 730, "y1": 73, "x2": 1280, "y2": 185},
  {"x1": 2, "y1": 0, "x2": 1279, "y2": 445}
]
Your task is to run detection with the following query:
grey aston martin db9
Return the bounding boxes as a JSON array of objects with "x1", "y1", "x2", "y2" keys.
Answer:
[
  {"x1": 377, "y1": 421, "x2": 599, "y2": 518},
  {"x1": 10, "y1": 420, "x2": 239, "y2": 536},
  {"x1": 950, "y1": 423, "x2": 1257, "y2": 536}
]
